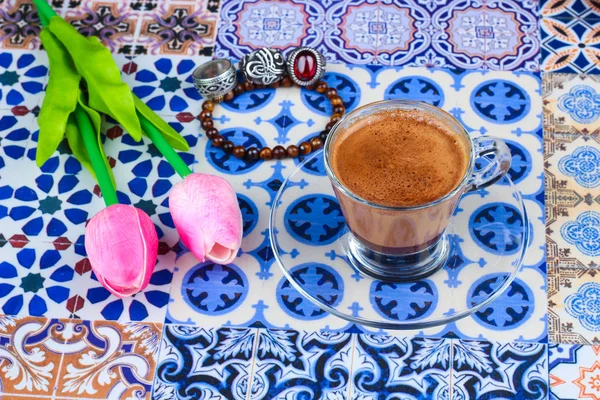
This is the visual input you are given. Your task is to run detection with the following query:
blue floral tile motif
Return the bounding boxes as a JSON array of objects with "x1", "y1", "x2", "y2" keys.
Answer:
[
  {"x1": 125, "y1": 56, "x2": 204, "y2": 114},
  {"x1": 469, "y1": 203, "x2": 524, "y2": 255},
  {"x1": 369, "y1": 280, "x2": 438, "y2": 321},
  {"x1": 284, "y1": 194, "x2": 345, "y2": 246},
  {"x1": 277, "y1": 263, "x2": 344, "y2": 320},
  {"x1": 557, "y1": 85, "x2": 600, "y2": 124},
  {"x1": 0, "y1": 114, "x2": 32, "y2": 163},
  {"x1": 384, "y1": 75, "x2": 445, "y2": 106},
  {"x1": 452, "y1": 340, "x2": 548, "y2": 400},
  {"x1": 558, "y1": 146, "x2": 600, "y2": 188},
  {"x1": 467, "y1": 274, "x2": 534, "y2": 330},
  {"x1": 351, "y1": 336, "x2": 452, "y2": 399},
  {"x1": 0, "y1": 51, "x2": 47, "y2": 111},
  {"x1": 565, "y1": 282, "x2": 600, "y2": 332},
  {"x1": 561, "y1": 211, "x2": 600, "y2": 257},
  {"x1": 205, "y1": 127, "x2": 267, "y2": 175},
  {"x1": 181, "y1": 261, "x2": 249, "y2": 316},
  {"x1": 0, "y1": 243, "x2": 73, "y2": 317},
  {"x1": 250, "y1": 330, "x2": 353, "y2": 399},
  {"x1": 153, "y1": 326, "x2": 255, "y2": 400},
  {"x1": 470, "y1": 80, "x2": 531, "y2": 123}
]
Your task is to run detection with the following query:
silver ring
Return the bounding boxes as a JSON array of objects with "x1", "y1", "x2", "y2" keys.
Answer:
[
  {"x1": 192, "y1": 59, "x2": 237, "y2": 101},
  {"x1": 286, "y1": 47, "x2": 326, "y2": 87},
  {"x1": 240, "y1": 48, "x2": 286, "y2": 86}
]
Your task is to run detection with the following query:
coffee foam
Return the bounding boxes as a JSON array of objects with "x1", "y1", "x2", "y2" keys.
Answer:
[{"x1": 331, "y1": 109, "x2": 469, "y2": 207}]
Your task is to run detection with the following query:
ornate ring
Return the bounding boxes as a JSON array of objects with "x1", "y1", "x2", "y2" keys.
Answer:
[
  {"x1": 286, "y1": 47, "x2": 326, "y2": 87},
  {"x1": 192, "y1": 59, "x2": 237, "y2": 101},
  {"x1": 239, "y1": 48, "x2": 286, "y2": 86}
]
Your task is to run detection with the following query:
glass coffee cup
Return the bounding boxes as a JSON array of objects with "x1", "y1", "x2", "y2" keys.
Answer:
[{"x1": 323, "y1": 100, "x2": 512, "y2": 281}]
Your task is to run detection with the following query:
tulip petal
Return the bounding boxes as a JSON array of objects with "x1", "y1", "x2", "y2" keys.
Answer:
[
  {"x1": 169, "y1": 173, "x2": 242, "y2": 264},
  {"x1": 84, "y1": 204, "x2": 158, "y2": 298}
]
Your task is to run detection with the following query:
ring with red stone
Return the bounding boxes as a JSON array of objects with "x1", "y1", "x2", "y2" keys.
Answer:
[{"x1": 286, "y1": 47, "x2": 326, "y2": 87}]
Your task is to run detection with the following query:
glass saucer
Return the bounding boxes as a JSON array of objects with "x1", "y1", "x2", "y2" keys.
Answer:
[{"x1": 269, "y1": 150, "x2": 529, "y2": 330}]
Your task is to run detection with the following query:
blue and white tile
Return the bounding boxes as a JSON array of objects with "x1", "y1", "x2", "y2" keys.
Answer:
[
  {"x1": 451, "y1": 340, "x2": 548, "y2": 399},
  {"x1": 0, "y1": 113, "x2": 35, "y2": 171},
  {"x1": 153, "y1": 325, "x2": 256, "y2": 400},
  {"x1": 121, "y1": 55, "x2": 212, "y2": 116},
  {"x1": 350, "y1": 335, "x2": 452, "y2": 399},
  {"x1": 549, "y1": 343, "x2": 600, "y2": 400},
  {"x1": 0, "y1": 50, "x2": 48, "y2": 112},
  {"x1": 0, "y1": 241, "x2": 74, "y2": 318},
  {"x1": 249, "y1": 329, "x2": 353, "y2": 399},
  {"x1": 543, "y1": 73, "x2": 600, "y2": 135}
]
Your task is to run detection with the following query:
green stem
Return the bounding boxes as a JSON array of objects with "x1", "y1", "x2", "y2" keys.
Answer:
[
  {"x1": 32, "y1": 0, "x2": 58, "y2": 25},
  {"x1": 38, "y1": 10, "x2": 49, "y2": 27},
  {"x1": 74, "y1": 106, "x2": 119, "y2": 206},
  {"x1": 139, "y1": 112, "x2": 192, "y2": 178}
]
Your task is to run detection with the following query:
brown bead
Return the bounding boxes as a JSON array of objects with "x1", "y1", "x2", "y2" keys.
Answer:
[
  {"x1": 199, "y1": 110, "x2": 212, "y2": 120},
  {"x1": 273, "y1": 145, "x2": 286, "y2": 160},
  {"x1": 222, "y1": 140, "x2": 234, "y2": 153},
  {"x1": 259, "y1": 147, "x2": 273, "y2": 161},
  {"x1": 330, "y1": 96, "x2": 343, "y2": 106},
  {"x1": 234, "y1": 83, "x2": 245, "y2": 96},
  {"x1": 224, "y1": 90, "x2": 235, "y2": 101},
  {"x1": 254, "y1": 83, "x2": 265, "y2": 90},
  {"x1": 243, "y1": 80, "x2": 254, "y2": 91},
  {"x1": 333, "y1": 106, "x2": 345, "y2": 115},
  {"x1": 286, "y1": 145, "x2": 299, "y2": 158},
  {"x1": 331, "y1": 112, "x2": 343, "y2": 120},
  {"x1": 246, "y1": 147, "x2": 260, "y2": 161},
  {"x1": 206, "y1": 128, "x2": 219, "y2": 139},
  {"x1": 269, "y1": 80, "x2": 281, "y2": 89},
  {"x1": 316, "y1": 81, "x2": 328, "y2": 93},
  {"x1": 299, "y1": 141, "x2": 312, "y2": 155},
  {"x1": 201, "y1": 119, "x2": 214, "y2": 130},
  {"x1": 330, "y1": 116, "x2": 341, "y2": 124},
  {"x1": 306, "y1": 82, "x2": 318, "y2": 91},
  {"x1": 326, "y1": 121, "x2": 337, "y2": 131},
  {"x1": 319, "y1": 130, "x2": 329, "y2": 141},
  {"x1": 281, "y1": 76, "x2": 293, "y2": 87},
  {"x1": 233, "y1": 146, "x2": 246, "y2": 159},
  {"x1": 202, "y1": 100, "x2": 215, "y2": 111},
  {"x1": 326, "y1": 88, "x2": 338, "y2": 99},
  {"x1": 212, "y1": 135, "x2": 225, "y2": 147},
  {"x1": 310, "y1": 137, "x2": 323, "y2": 150}
]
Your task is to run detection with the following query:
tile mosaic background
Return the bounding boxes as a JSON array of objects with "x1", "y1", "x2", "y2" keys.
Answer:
[{"x1": 0, "y1": 0, "x2": 598, "y2": 397}]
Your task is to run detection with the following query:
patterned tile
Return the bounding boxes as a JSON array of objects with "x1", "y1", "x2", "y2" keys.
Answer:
[
  {"x1": 165, "y1": 63, "x2": 546, "y2": 343},
  {"x1": 152, "y1": 325, "x2": 256, "y2": 400},
  {"x1": 54, "y1": 319, "x2": 162, "y2": 399},
  {"x1": 351, "y1": 335, "x2": 452, "y2": 398},
  {"x1": 135, "y1": 0, "x2": 219, "y2": 56},
  {"x1": 545, "y1": 133, "x2": 600, "y2": 269},
  {"x1": 250, "y1": 329, "x2": 353, "y2": 399},
  {"x1": 0, "y1": 240, "x2": 173, "y2": 322},
  {"x1": 0, "y1": 315, "x2": 64, "y2": 397},
  {"x1": 451, "y1": 339, "x2": 549, "y2": 399},
  {"x1": 0, "y1": 0, "x2": 57, "y2": 51},
  {"x1": 549, "y1": 343, "x2": 600, "y2": 400},
  {"x1": 541, "y1": 0, "x2": 600, "y2": 22},
  {"x1": 0, "y1": 51, "x2": 48, "y2": 112},
  {"x1": 548, "y1": 266, "x2": 600, "y2": 345},
  {"x1": 543, "y1": 73, "x2": 600, "y2": 135},
  {"x1": 541, "y1": 17, "x2": 600, "y2": 74}
]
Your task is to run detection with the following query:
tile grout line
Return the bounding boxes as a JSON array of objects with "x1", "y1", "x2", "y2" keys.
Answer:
[
  {"x1": 246, "y1": 327, "x2": 261, "y2": 400},
  {"x1": 347, "y1": 332, "x2": 357, "y2": 399}
]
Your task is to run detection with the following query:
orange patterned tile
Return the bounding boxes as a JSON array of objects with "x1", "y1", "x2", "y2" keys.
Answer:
[{"x1": 54, "y1": 320, "x2": 162, "y2": 399}]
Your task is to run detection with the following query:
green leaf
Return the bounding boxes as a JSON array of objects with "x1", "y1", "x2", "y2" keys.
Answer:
[
  {"x1": 36, "y1": 28, "x2": 81, "y2": 168},
  {"x1": 47, "y1": 16, "x2": 142, "y2": 141},
  {"x1": 134, "y1": 95, "x2": 190, "y2": 151},
  {"x1": 67, "y1": 91, "x2": 116, "y2": 186}
]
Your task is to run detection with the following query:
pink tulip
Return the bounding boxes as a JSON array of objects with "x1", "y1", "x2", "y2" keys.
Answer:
[
  {"x1": 84, "y1": 204, "x2": 158, "y2": 298},
  {"x1": 169, "y1": 173, "x2": 242, "y2": 264}
]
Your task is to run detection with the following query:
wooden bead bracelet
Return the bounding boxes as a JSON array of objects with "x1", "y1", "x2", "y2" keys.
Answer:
[{"x1": 199, "y1": 76, "x2": 345, "y2": 162}]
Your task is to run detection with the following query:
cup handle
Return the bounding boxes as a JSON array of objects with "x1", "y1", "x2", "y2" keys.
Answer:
[{"x1": 466, "y1": 136, "x2": 512, "y2": 192}]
